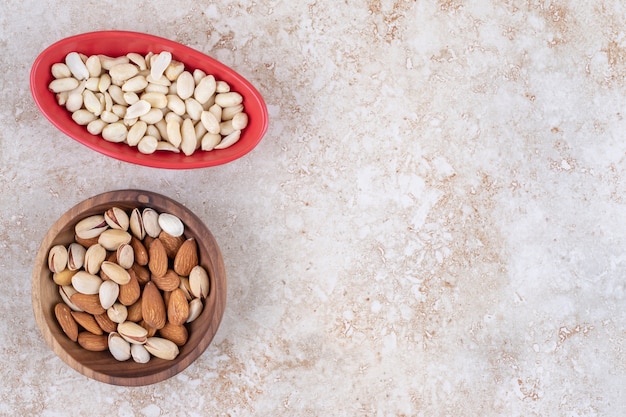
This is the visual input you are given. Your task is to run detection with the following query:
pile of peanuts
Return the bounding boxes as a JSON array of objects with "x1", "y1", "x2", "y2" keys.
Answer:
[{"x1": 49, "y1": 51, "x2": 248, "y2": 155}]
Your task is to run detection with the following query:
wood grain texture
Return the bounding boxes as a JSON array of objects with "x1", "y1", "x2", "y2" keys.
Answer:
[{"x1": 32, "y1": 190, "x2": 226, "y2": 386}]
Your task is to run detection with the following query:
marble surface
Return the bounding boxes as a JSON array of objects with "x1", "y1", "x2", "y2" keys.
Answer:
[{"x1": 1, "y1": 0, "x2": 625, "y2": 415}]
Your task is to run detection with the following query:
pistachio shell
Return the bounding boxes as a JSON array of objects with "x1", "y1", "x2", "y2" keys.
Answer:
[
  {"x1": 98, "y1": 229, "x2": 132, "y2": 251},
  {"x1": 131, "y1": 343, "x2": 151, "y2": 363},
  {"x1": 129, "y1": 208, "x2": 146, "y2": 240},
  {"x1": 99, "y1": 279, "x2": 120, "y2": 310},
  {"x1": 108, "y1": 332, "x2": 132, "y2": 361},
  {"x1": 59, "y1": 285, "x2": 83, "y2": 312},
  {"x1": 67, "y1": 243, "x2": 86, "y2": 270},
  {"x1": 107, "y1": 302, "x2": 128, "y2": 324},
  {"x1": 104, "y1": 207, "x2": 130, "y2": 230},
  {"x1": 142, "y1": 208, "x2": 162, "y2": 238},
  {"x1": 75, "y1": 215, "x2": 109, "y2": 239},
  {"x1": 116, "y1": 243, "x2": 135, "y2": 269},
  {"x1": 186, "y1": 298, "x2": 203, "y2": 323},
  {"x1": 157, "y1": 213, "x2": 184, "y2": 237},
  {"x1": 84, "y1": 243, "x2": 107, "y2": 275},
  {"x1": 189, "y1": 265, "x2": 209, "y2": 299},
  {"x1": 71, "y1": 271, "x2": 103, "y2": 295},
  {"x1": 118, "y1": 321, "x2": 148, "y2": 344},
  {"x1": 100, "y1": 261, "x2": 131, "y2": 285},
  {"x1": 48, "y1": 245, "x2": 68, "y2": 273},
  {"x1": 144, "y1": 337, "x2": 179, "y2": 360}
]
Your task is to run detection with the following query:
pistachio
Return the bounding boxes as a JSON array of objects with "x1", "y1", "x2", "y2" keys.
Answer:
[
  {"x1": 71, "y1": 271, "x2": 103, "y2": 295},
  {"x1": 53, "y1": 268, "x2": 78, "y2": 286},
  {"x1": 84, "y1": 243, "x2": 107, "y2": 274},
  {"x1": 99, "y1": 279, "x2": 120, "y2": 310},
  {"x1": 144, "y1": 337, "x2": 179, "y2": 360},
  {"x1": 98, "y1": 229, "x2": 132, "y2": 251},
  {"x1": 104, "y1": 207, "x2": 130, "y2": 230},
  {"x1": 75, "y1": 215, "x2": 108, "y2": 240},
  {"x1": 186, "y1": 297, "x2": 203, "y2": 323},
  {"x1": 107, "y1": 302, "x2": 128, "y2": 324},
  {"x1": 129, "y1": 208, "x2": 146, "y2": 240},
  {"x1": 157, "y1": 213, "x2": 184, "y2": 238},
  {"x1": 59, "y1": 285, "x2": 83, "y2": 312},
  {"x1": 131, "y1": 343, "x2": 151, "y2": 363},
  {"x1": 118, "y1": 321, "x2": 148, "y2": 344},
  {"x1": 108, "y1": 332, "x2": 132, "y2": 361},
  {"x1": 142, "y1": 208, "x2": 162, "y2": 238},
  {"x1": 100, "y1": 261, "x2": 131, "y2": 285},
  {"x1": 67, "y1": 243, "x2": 86, "y2": 271},
  {"x1": 178, "y1": 277, "x2": 193, "y2": 301},
  {"x1": 48, "y1": 245, "x2": 68, "y2": 273},
  {"x1": 116, "y1": 243, "x2": 135, "y2": 269},
  {"x1": 189, "y1": 265, "x2": 210, "y2": 299}
]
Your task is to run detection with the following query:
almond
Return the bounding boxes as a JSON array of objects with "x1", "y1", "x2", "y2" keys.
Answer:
[
  {"x1": 118, "y1": 269, "x2": 141, "y2": 306},
  {"x1": 130, "y1": 263, "x2": 151, "y2": 286},
  {"x1": 142, "y1": 281, "x2": 166, "y2": 329},
  {"x1": 167, "y1": 288, "x2": 189, "y2": 325},
  {"x1": 77, "y1": 332, "x2": 108, "y2": 351},
  {"x1": 54, "y1": 303, "x2": 78, "y2": 342},
  {"x1": 74, "y1": 234, "x2": 100, "y2": 249},
  {"x1": 152, "y1": 268, "x2": 181, "y2": 292},
  {"x1": 70, "y1": 293, "x2": 106, "y2": 315},
  {"x1": 148, "y1": 238, "x2": 168, "y2": 278},
  {"x1": 126, "y1": 298, "x2": 143, "y2": 322},
  {"x1": 94, "y1": 312, "x2": 118, "y2": 333},
  {"x1": 71, "y1": 311, "x2": 103, "y2": 335},
  {"x1": 173, "y1": 238, "x2": 198, "y2": 276},
  {"x1": 158, "y1": 231, "x2": 185, "y2": 259},
  {"x1": 158, "y1": 322, "x2": 188, "y2": 346},
  {"x1": 129, "y1": 236, "x2": 149, "y2": 266},
  {"x1": 140, "y1": 320, "x2": 158, "y2": 337}
]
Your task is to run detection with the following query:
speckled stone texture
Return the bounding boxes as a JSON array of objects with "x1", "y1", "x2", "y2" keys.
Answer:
[{"x1": 1, "y1": 1, "x2": 625, "y2": 416}]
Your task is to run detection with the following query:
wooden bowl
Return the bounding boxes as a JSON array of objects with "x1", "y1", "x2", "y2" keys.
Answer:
[{"x1": 31, "y1": 190, "x2": 226, "y2": 386}]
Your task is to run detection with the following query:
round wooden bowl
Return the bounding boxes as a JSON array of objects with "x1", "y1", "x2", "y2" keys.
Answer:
[{"x1": 31, "y1": 190, "x2": 226, "y2": 386}]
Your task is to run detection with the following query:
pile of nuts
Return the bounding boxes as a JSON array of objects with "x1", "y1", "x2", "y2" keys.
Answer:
[
  {"x1": 47, "y1": 206, "x2": 209, "y2": 362},
  {"x1": 49, "y1": 51, "x2": 248, "y2": 155}
]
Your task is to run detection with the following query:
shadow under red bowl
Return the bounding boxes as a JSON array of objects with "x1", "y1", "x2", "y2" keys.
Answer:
[{"x1": 30, "y1": 31, "x2": 269, "y2": 169}]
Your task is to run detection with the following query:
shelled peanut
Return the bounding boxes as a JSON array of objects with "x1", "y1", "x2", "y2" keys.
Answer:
[
  {"x1": 48, "y1": 206, "x2": 210, "y2": 362},
  {"x1": 49, "y1": 51, "x2": 249, "y2": 155}
]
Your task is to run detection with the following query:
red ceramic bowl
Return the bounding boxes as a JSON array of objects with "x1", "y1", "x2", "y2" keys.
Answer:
[{"x1": 30, "y1": 31, "x2": 268, "y2": 169}]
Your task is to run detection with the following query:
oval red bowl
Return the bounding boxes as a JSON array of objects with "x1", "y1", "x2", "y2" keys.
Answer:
[{"x1": 30, "y1": 31, "x2": 269, "y2": 169}]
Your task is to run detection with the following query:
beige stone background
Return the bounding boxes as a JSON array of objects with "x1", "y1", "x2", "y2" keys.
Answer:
[{"x1": 1, "y1": 0, "x2": 625, "y2": 416}]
